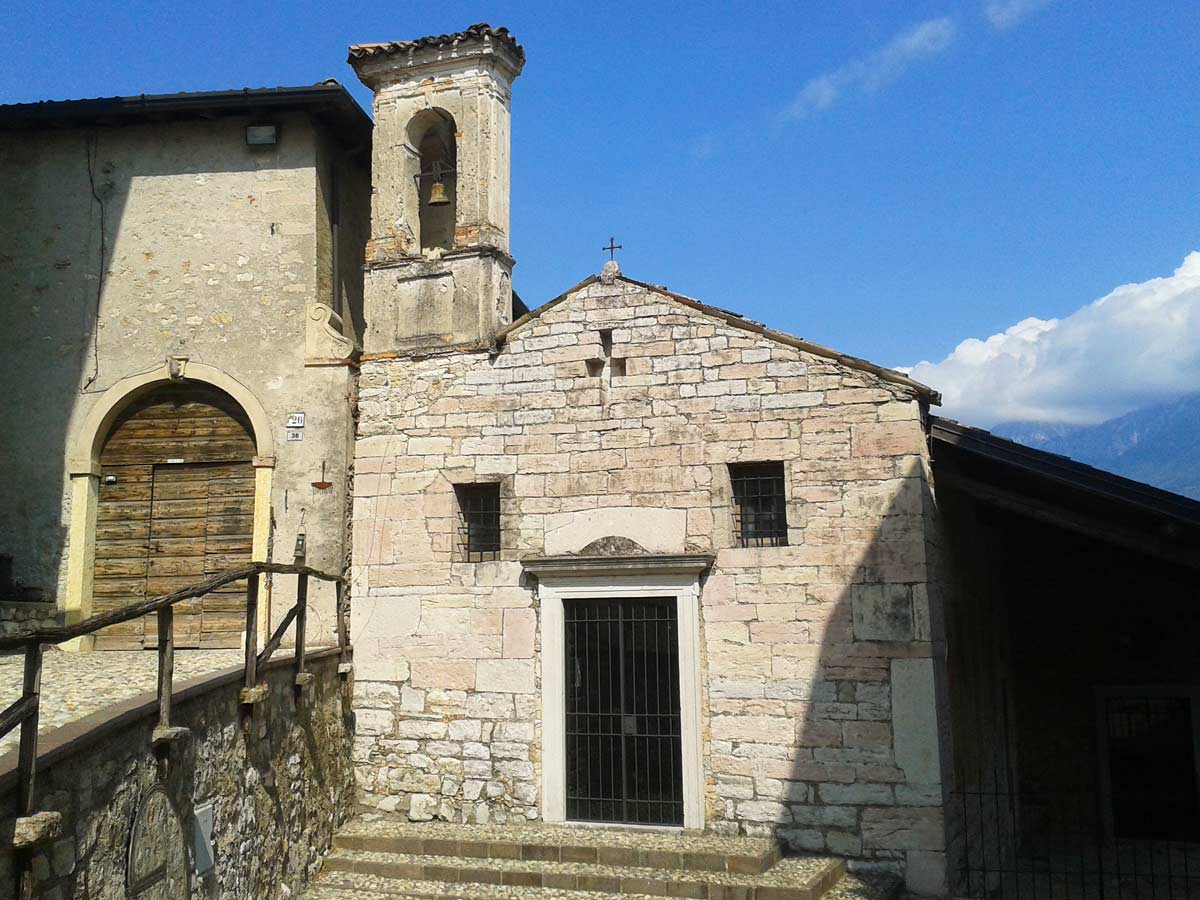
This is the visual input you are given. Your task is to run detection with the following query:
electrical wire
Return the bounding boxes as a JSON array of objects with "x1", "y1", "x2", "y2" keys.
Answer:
[{"x1": 82, "y1": 131, "x2": 107, "y2": 392}]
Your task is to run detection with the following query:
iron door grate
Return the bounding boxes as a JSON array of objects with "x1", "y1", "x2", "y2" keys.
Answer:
[{"x1": 564, "y1": 597, "x2": 683, "y2": 826}]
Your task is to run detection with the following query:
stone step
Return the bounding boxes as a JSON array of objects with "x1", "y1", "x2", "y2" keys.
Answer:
[
  {"x1": 306, "y1": 871, "x2": 670, "y2": 900},
  {"x1": 306, "y1": 870, "x2": 901, "y2": 900},
  {"x1": 335, "y1": 815, "x2": 783, "y2": 875},
  {"x1": 320, "y1": 848, "x2": 845, "y2": 900}
]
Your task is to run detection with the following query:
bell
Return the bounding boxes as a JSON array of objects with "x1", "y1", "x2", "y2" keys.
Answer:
[{"x1": 428, "y1": 180, "x2": 450, "y2": 206}]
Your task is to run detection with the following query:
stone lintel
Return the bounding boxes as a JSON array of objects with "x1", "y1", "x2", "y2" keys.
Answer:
[
  {"x1": 521, "y1": 553, "x2": 715, "y2": 579},
  {"x1": 337, "y1": 663, "x2": 354, "y2": 676},
  {"x1": 294, "y1": 672, "x2": 315, "y2": 688}
]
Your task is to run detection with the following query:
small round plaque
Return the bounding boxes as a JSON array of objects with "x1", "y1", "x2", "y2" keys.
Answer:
[{"x1": 127, "y1": 784, "x2": 189, "y2": 898}]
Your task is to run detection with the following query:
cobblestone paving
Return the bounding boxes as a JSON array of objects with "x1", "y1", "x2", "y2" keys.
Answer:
[
  {"x1": 0, "y1": 647, "x2": 243, "y2": 757},
  {"x1": 342, "y1": 813, "x2": 782, "y2": 855}
]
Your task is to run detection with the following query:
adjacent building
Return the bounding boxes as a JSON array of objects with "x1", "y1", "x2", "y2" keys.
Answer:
[{"x1": 0, "y1": 84, "x2": 371, "y2": 646}]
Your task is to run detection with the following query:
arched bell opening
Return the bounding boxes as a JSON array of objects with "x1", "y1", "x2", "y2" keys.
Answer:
[{"x1": 407, "y1": 108, "x2": 457, "y2": 254}]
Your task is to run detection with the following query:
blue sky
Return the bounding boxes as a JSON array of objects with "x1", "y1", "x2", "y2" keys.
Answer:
[{"x1": 5, "y1": 1, "x2": 1199, "y2": 425}]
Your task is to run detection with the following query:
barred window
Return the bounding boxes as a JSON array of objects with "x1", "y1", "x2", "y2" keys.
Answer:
[
  {"x1": 455, "y1": 483, "x2": 501, "y2": 562},
  {"x1": 729, "y1": 462, "x2": 789, "y2": 548}
]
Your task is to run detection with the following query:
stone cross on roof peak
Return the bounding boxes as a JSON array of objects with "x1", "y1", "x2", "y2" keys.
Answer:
[{"x1": 600, "y1": 237, "x2": 622, "y2": 284}]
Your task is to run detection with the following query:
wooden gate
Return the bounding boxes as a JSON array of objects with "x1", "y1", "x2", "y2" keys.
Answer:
[{"x1": 92, "y1": 384, "x2": 256, "y2": 649}]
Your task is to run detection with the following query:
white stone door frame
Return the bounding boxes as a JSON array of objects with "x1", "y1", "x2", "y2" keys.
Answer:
[{"x1": 524, "y1": 555, "x2": 713, "y2": 830}]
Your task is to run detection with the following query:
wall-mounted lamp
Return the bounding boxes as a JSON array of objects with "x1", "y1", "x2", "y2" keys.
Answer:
[{"x1": 245, "y1": 124, "x2": 278, "y2": 146}]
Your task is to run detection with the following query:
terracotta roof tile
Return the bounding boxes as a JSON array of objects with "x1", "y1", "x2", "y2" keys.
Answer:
[{"x1": 348, "y1": 23, "x2": 524, "y2": 65}]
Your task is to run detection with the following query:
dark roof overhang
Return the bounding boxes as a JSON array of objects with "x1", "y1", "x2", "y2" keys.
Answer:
[
  {"x1": 931, "y1": 415, "x2": 1200, "y2": 568},
  {"x1": 0, "y1": 82, "x2": 372, "y2": 151}
]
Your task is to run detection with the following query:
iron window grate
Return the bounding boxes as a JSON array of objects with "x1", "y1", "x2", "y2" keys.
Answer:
[
  {"x1": 455, "y1": 483, "x2": 501, "y2": 562},
  {"x1": 729, "y1": 461, "x2": 789, "y2": 547}
]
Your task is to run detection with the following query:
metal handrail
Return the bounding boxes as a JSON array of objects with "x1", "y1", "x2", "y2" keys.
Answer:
[
  {"x1": 0, "y1": 561, "x2": 351, "y2": 897},
  {"x1": 0, "y1": 562, "x2": 343, "y2": 652}
]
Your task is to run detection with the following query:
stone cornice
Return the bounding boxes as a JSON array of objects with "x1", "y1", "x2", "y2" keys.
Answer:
[{"x1": 520, "y1": 554, "x2": 716, "y2": 578}]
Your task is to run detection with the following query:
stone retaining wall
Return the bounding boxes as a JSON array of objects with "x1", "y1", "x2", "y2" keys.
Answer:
[{"x1": 0, "y1": 647, "x2": 355, "y2": 899}]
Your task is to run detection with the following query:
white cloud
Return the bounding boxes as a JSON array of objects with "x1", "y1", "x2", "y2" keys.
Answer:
[
  {"x1": 907, "y1": 252, "x2": 1200, "y2": 427},
  {"x1": 785, "y1": 17, "x2": 957, "y2": 118},
  {"x1": 984, "y1": 0, "x2": 1053, "y2": 30}
]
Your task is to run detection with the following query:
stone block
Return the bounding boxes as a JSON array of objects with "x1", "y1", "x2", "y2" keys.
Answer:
[
  {"x1": 411, "y1": 659, "x2": 477, "y2": 690},
  {"x1": 465, "y1": 693, "x2": 514, "y2": 719},
  {"x1": 736, "y1": 800, "x2": 792, "y2": 823},
  {"x1": 891, "y1": 658, "x2": 943, "y2": 784},
  {"x1": 448, "y1": 719, "x2": 483, "y2": 741},
  {"x1": 851, "y1": 422, "x2": 925, "y2": 458},
  {"x1": 851, "y1": 584, "x2": 913, "y2": 641},
  {"x1": 394, "y1": 720, "x2": 447, "y2": 740},
  {"x1": 494, "y1": 721, "x2": 534, "y2": 742},
  {"x1": 502, "y1": 608, "x2": 537, "y2": 659},
  {"x1": 476, "y1": 659, "x2": 536, "y2": 694},
  {"x1": 861, "y1": 806, "x2": 945, "y2": 851},
  {"x1": 400, "y1": 686, "x2": 425, "y2": 713},
  {"x1": 408, "y1": 794, "x2": 436, "y2": 821},
  {"x1": 817, "y1": 783, "x2": 894, "y2": 805},
  {"x1": 711, "y1": 715, "x2": 792, "y2": 744},
  {"x1": 843, "y1": 721, "x2": 892, "y2": 750},
  {"x1": 355, "y1": 709, "x2": 395, "y2": 737},
  {"x1": 715, "y1": 776, "x2": 755, "y2": 800}
]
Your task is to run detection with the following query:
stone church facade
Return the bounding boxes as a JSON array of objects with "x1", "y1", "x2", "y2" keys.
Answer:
[{"x1": 344, "y1": 25, "x2": 950, "y2": 891}]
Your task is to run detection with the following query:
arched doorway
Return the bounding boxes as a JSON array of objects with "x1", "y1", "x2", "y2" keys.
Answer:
[{"x1": 92, "y1": 383, "x2": 256, "y2": 649}]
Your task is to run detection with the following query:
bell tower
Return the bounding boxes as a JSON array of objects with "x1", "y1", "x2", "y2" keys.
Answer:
[{"x1": 349, "y1": 24, "x2": 524, "y2": 354}]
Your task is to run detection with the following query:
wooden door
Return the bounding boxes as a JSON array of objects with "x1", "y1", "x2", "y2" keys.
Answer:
[{"x1": 92, "y1": 385, "x2": 256, "y2": 649}]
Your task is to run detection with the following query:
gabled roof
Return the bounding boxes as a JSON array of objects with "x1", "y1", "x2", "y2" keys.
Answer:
[
  {"x1": 0, "y1": 82, "x2": 371, "y2": 149},
  {"x1": 497, "y1": 272, "x2": 940, "y2": 403}
]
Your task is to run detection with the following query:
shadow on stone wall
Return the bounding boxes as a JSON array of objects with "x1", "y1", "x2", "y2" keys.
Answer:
[
  {"x1": 0, "y1": 120, "x2": 312, "y2": 607},
  {"x1": 717, "y1": 456, "x2": 953, "y2": 894}
]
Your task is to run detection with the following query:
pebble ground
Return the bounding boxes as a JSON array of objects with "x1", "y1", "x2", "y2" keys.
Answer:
[{"x1": 0, "y1": 647, "x2": 242, "y2": 757}]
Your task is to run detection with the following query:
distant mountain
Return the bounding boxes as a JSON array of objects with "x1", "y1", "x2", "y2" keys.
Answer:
[{"x1": 992, "y1": 393, "x2": 1200, "y2": 500}]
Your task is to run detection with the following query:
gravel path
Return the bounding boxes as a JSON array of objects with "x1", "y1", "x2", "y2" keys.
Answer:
[{"x1": 0, "y1": 647, "x2": 243, "y2": 757}]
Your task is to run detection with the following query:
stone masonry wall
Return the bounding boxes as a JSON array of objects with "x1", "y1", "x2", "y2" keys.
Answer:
[
  {"x1": 0, "y1": 114, "x2": 366, "y2": 639},
  {"x1": 0, "y1": 650, "x2": 354, "y2": 899},
  {"x1": 0, "y1": 602, "x2": 60, "y2": 637},
  {"x1": 350, "y1": 275, "x2": 947, "y2": 883}
]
